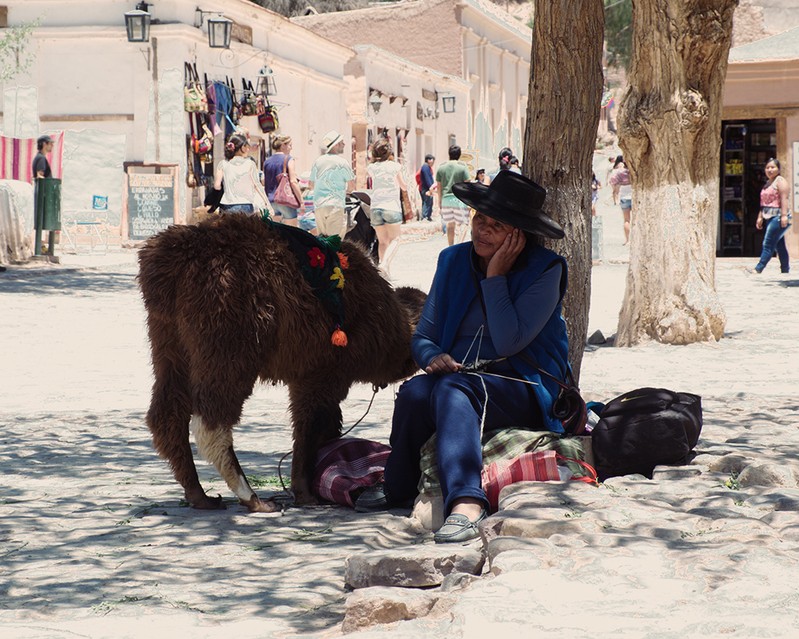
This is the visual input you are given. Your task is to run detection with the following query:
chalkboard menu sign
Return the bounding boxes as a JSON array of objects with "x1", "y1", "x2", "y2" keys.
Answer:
[{"x1": 127, "y1": 172, "x2": 176, "y2": 240}]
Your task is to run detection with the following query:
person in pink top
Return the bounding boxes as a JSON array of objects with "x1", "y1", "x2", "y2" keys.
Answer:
[
  {"x1": 609, "y1": 155, "x2": 632, "y2": 244},
  {"x1": 754, "y1": 158, "x2": 791, "y2": 274}
]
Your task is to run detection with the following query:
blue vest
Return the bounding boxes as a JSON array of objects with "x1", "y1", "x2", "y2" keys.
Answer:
[{"x1": 433, "y1": 242, "x2": 570, "y2": 433}]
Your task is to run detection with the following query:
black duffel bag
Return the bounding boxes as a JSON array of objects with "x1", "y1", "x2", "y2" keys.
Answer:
[{"x1": 591, "y1": 388, "x2": 702, "y2": 481}]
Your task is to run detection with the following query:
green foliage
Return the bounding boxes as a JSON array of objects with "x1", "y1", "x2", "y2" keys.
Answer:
[
  {"x1": 604, "y1": 0, "x2": 632, "y2": 72},
  {"x1": 0, "y1": 21, "x2": 39, "y2": 81}
]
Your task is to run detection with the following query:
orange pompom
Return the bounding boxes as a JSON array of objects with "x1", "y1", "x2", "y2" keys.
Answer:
[
  {"x1": 331, "y1": 328, "x2": 348, "y2": 347},
  {"x1": 337, "y1": 252, "x2": 349, "y2": 269}
]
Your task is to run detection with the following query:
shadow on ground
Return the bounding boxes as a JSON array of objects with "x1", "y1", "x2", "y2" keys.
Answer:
[{"x1": 0, "y1": 407, "x2": 420, "y2": 636}]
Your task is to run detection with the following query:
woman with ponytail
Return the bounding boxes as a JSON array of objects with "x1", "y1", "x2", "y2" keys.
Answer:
[{"x1": 213, "y1": 133, "x2": 271, "y2": 215}]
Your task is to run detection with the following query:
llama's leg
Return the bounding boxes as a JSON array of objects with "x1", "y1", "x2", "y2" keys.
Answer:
[
  {"x1": 146, "y1": 316, "x2": 222, "y2": 509},
  {"x1": 190, "y1": 416, "x2": 278, "y2": 513},
  {"x1": 190, "y1": 356, "x2": 279, "y2": 513},
  {"x1": 288, "y1": 381, "x2": 348, "y2": 504}
]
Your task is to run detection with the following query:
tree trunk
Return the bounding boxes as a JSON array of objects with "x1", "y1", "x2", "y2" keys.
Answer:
[
  {"x1": 615, "y1": 0, "x2": 737, "y2": 346},
  {"x1": 525, "y1": 1, "x2": 605, "y2": 381}
]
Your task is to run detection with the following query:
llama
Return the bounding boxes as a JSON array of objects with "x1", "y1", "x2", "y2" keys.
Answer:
[{"x1": 138, "y1": 214, "x2": 426, "y2": 512}]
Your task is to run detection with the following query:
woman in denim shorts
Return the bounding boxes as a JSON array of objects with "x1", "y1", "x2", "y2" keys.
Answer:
[
  {"x1": 367, "y1": 138, "x2": 407, "y2": 268},
  {"x1": 263, "y1": 135, "x2": 304, "y2": 227},
  {"x1": 214, "y1": 133, "x2": 271, "y2": 216}
]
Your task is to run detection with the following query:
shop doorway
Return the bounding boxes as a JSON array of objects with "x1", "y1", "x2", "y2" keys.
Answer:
[{"x1": 718, "y1": 118, "x2": 776, "y2": 257}]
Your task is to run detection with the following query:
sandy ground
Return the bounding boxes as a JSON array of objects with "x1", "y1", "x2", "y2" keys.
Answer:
[{"x1": 1, "y1": 189, "x2": 798, "y2": 638}]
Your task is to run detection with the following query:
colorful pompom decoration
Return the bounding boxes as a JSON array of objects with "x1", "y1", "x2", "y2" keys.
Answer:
[{"x1": 331, "y1": 327, "x2": 348, "y2": 347}]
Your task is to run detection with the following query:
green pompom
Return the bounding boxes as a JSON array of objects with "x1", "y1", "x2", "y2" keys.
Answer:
[{"x1": 319, "y1": 234, "x2": 342, "y2": 251}]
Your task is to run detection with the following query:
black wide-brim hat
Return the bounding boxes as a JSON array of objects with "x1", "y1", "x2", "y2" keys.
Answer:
[{"x1": 452, "y1": 170, "x2": 565, "y2": 239}]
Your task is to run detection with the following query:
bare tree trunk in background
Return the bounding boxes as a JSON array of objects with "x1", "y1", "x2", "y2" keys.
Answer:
[
  {"x1": 525, "y1": 1, "x2": 604, "y2": 382},
  {"x1": 615, "y1": 0, "x2": 737, "y2": 346}
]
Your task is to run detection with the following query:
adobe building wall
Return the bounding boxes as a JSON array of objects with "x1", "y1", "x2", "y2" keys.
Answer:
[{"x1": 297, "y1": 0, "x2": 464, "y2": 78}]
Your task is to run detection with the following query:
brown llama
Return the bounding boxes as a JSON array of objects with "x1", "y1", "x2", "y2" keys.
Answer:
[{"x1": 138, "y1": 214, "x2": 426, "y2": 513}]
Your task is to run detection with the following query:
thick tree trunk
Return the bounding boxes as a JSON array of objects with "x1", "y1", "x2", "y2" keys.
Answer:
[
  {"x1": 615, "y1": 0, "x2": 737, "y2": 346},
  {"x1": 525, "y1": 1, "x2": 604, "y2": 381}
]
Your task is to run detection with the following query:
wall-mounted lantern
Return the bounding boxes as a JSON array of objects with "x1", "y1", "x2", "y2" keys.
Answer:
[
  {"x1": 369, "y1": 91, "x2": 383, "y2": 113},
  {"x1": 441, "y1": 95, "x2": 456, "y2": 113},
  {"x1": 256, "y1": 66, "x2": 277, "y2": 96},
  {"x1": 124, "y1": 2, "x2": 152, "y2": 43},
  {"x1": 196, "y1": 8, "x2": 233, "y2": 49}
]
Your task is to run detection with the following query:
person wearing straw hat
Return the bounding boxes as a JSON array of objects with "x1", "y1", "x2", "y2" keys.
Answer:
[
  {"x1": 355, "y1": 171, "x2": 571, "y2": 543},
  {"x1": 309, "y1": 130, "x2": 355, "y2": 238}
]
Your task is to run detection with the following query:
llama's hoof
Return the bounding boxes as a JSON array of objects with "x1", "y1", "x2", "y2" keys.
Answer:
[
  {"x1": 191, "y1": 493, "x2": 226, "y2": 510},
  {"x1": 242, "y1": 495, "x2": 281, "y2": 513},
  {"x1": 292, "y1": 491, "x2": 319, "y2": 506}
]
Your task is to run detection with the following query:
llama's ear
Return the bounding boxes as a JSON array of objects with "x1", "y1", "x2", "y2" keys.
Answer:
[{"x1": 394, "y1": 286, "x2": 427, "y2": 330}]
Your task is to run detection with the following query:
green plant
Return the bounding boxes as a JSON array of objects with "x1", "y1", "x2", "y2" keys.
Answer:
[
  {"x1": 725, "y1": 472, "x2": 741, "y2": 490},
  {"x1": 0, "y1": 20, "x2": 40, "y2": 81},
  {"x1": 246, "y1": 474, "x2": 283, "y2": 489}
]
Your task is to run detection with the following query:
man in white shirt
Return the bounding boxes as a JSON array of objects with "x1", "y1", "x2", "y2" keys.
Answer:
[{"x1": 309, "y1": 130, "x2": 355, "y2": 238}]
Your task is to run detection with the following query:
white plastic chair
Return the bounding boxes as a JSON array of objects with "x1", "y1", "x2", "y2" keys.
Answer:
[{"x1": 61, "y1": 208, "x2": 110, "y2": 254}]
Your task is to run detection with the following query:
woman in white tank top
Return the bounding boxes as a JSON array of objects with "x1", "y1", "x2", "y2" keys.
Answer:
[{"x1": 214, "y1": 133, "x2": 271, "y2": 215}]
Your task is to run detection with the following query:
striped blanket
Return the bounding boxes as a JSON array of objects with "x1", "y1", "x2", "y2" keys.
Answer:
[
  {"x1": 312, "y1": 437, "x2": 391, "y2": 507},
  {"x1": 0, "y1": 132, "x2": 65, "y2": 182}
]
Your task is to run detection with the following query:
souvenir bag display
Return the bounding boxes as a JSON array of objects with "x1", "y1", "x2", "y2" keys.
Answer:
[
  {"x1": 184, "y1": 63, "x2": 207, "y2": 113},
  {"x1": 257, "y1": 95, "x2": 279, "y2": 134},
  {"x1": 188, "y1": 114, "x2": 213, "y2": 174},
  {"x1": 274, "y1": 154, "x2": 300, "y2": 208},
  {"x1": 228, "y1": 77, "x2": 242, "y2": 124},
  {"x1": 240, "y1": 79, "x2": 258, "y2": 116},
  {"x1": 185, "y1": 135, "x2": 197, "y2": 188},
  {"x1": 193, "y1": 123, "x2": 214, "y2": 156}
]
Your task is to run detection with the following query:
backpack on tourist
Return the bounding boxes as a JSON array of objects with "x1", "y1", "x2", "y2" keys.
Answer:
[{"x1": 591, "y1": 388, "x2": 703, "y2": 481}]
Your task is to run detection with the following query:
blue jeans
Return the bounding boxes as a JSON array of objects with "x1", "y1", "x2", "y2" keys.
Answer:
[
  {"x1": 384, "y1": 372, "x2": 541, "y2": 515},
  {"x1": 272, "y1": 203, "x2": 299, "y2": 220},
  {"x1": 756, "y1": 214, "x2": 791, "y2": 273},
  {"x1": 421, "y1": 193, "x2": 433, "y2": 220},
  {"x1": 219, "y1": 203, "x2": 255, "y2": 215}
]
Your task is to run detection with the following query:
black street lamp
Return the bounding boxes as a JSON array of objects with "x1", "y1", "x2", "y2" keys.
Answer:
[
  {"x1": 196, "y1": 8, "x2": 233, "y2": 49},
  {"x1": 124, "y1": 2, "x2": 152, "y2": 43}
]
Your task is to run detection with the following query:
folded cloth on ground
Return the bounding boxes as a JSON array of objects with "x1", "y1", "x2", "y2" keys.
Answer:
[
  {"x1": 418, "y1": 428, "x2": 590, "y2": 492},
  {"x1": 418, "y1": 428, "x2": 595, "y2": 512},
  {"x1": 312, "y1": 436, "x2": 390, "y2": 507}
]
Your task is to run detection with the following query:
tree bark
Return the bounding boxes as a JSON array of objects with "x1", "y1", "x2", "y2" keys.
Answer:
[
  {"x1": 525, "y1": 1, "x2": 605, "y2": 381},
  {"x1": 615, "y1": 0, "x2": 737, "y2": 346}
]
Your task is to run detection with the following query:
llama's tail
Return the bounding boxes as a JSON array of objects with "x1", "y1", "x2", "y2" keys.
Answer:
[{"x1": 137, "y1": 230, "x2": 183, "y2": 318}]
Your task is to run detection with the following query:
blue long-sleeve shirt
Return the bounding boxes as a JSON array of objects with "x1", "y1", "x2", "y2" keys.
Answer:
[
  {"x1": 412, "y1": 257, "x2": 563, "y2": 369},
  {"x1": 420, "y1": 163, "x2": 435, "y2": 192}
]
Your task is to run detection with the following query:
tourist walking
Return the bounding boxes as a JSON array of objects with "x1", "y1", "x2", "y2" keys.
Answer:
[
  {"x1": 488, "y1": 147, "x2": 514, "y2": 182},
  {"x1": 367, "y1": 138, "x2": 406, "y2": 270},
  {"x1": 754, "y1": 158, "x2": 791, "y2": 274},
  {"x1": 609, "y1": 155, "x2": 632, "y2": 245},
  {"x1": 309, "y1": 130, "x2": 355, "y2": 238},
  {"x1": 263, "y1": 135, "x2": 304, "y2": 227},
  {"x1": 419, "y1": 154, "x2": 435, "y2": 221},
  {"x1": 214, "y1": 133, "x2": 271, "y2": 215},
  {"x1": 591, "y1": 172, "x2": 601, "y2": 217},
  {"x1": 435, "y1": 145, "x2": 471, "y2": 246}
]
